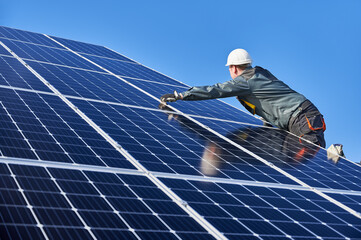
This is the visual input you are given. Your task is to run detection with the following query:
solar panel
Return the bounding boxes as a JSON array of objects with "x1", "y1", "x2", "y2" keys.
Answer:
[{"x1": 0, "y1": 26, "x2": 360, "y2": 239}]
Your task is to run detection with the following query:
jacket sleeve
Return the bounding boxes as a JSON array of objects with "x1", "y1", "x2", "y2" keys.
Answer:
[{"x1": 181, "y1": 76, "x2": 251, "y2": 101}]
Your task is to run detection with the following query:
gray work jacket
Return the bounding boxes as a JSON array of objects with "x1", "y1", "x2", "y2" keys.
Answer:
[{"x1": 181, "y1": 66, "x2": 307, "y2": 129}]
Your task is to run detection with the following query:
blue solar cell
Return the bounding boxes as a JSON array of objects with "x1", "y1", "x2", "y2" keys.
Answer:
[
  {"x1": 325, "y1": 193, "x2": 361, "y2": 213},
  {"x1": 0, "y1": 87, "x2": 134, "y2": 168},
  {"x1": 0, "y1": 43, "x2": 11, "y2": 56},
  {"x1": 0, "y1": 225, "x2": 45, "y2": 240},
  {"x1": 83, "y1": 54, "x2": 184, "y2": 86},
  {"x1": 26, "y1": 61, "x2": 158, "y2": 108},
  {"x1": 0, "y1": 55, "x2": 51, "y2": 91},
  {"x1": 0, "y1": 26, "x2": 62, "y2": 48},
  {"x1": 45, "y1": 227, "x2": 92, "y2": 240},
  {"x1": 0, "y1": 163, "x2": 216, "y2": 239},
  {"x1": 51, "y1": 36, "x2": 136, "y2": 63},
  {"x1": 92, "y1": 230, "x2": 137, "y2": 240},
  {"x1": 0, "y1": 38, "x2": 104, "y2": 72},
  {"x1": 161, "y1": 177, "x2": 361, "y2": 239}
]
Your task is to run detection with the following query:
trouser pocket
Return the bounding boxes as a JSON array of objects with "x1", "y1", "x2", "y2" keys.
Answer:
[
  {"x1": 290, "y1": 114, "x2": 326, "y2": 147},
  {"x1": 299, "y1": 114, "x2": 326, "y2": 147},
  {"x1": 305, "y1": 115, "x2": 326, "y2": 132}
]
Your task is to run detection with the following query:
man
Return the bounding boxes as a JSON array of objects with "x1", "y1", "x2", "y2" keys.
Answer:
[{"x1": 160, "y1": 49, "x2": 326, "y2": 148}]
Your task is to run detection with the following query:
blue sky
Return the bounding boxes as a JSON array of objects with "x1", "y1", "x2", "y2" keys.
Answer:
[{"x1": 2, "y1": 0, "x2": 361, "y2": 162}]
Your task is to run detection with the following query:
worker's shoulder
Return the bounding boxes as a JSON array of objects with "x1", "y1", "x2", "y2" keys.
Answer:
[{"x1": 252, "y1": 66, "x2": 278, "y2": 81}]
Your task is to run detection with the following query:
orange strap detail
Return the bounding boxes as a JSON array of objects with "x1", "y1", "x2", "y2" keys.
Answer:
[{"x1": 305, "y1": 116, "x2": 326, "y2": 132}]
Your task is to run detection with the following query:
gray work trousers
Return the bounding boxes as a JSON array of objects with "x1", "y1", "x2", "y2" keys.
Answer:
[{"x1": 288, "y1": 100, "x2": 326, "y2": 148}]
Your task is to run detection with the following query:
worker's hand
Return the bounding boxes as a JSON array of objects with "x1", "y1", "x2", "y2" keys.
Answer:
[{"x1": 160, "y1": 91, "x2": 183, "y2": 102}]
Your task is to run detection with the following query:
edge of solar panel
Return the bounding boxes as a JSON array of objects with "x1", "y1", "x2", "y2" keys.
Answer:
[
  {"x1": 0, "y1": 26, "x2": 64, "y2": 48},
  {"x1": 0, "y1": 26, "x2": 360, "y2": 240}
]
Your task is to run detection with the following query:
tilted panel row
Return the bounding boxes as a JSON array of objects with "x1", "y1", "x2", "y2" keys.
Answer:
[
  {"x1": 161, "y1": 177, "x2": 361, "y2": 239},
  {"x1": 0, "y1": 162, "x2": 215, "y2": 239},
  {"x1": 0, "y1": 87, "x2": 134, "y2": 169}
]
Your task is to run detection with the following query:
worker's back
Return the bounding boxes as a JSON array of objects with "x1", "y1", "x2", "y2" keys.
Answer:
[{"x1": 239, "y1": 66, "x2": 307, "y2": 129}]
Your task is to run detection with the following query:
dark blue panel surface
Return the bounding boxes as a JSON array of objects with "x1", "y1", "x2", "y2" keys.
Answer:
[
  {"x1": 0, "y1": 87, "x2": 134, "y2": 168},
  {"x1": 161, "y1": 177, "x2": 361, "y2": 239},
  {"x1": 0, "y1": 163, "x2": 47, "y2": 239},
  {"x1": 0, "y1": 26, "x2": 62, "y2": 48},
  {"x1": 326, "y1": 193, "x2": 361, "y2": 213},
  {"x1": 0, "y1": 163, "x2": 216, "y2": 239},
  {"x1": 70, "y1": 98, "x2": 298, "y2": 185},
  {"x1": 0, "y1": 43, "x2": 11, "y2": 56},
  {"x1": 194, "y1": 117, "x2": 361, "y2": 191},
  {"x1": 52, "y1": 36, "x2": 136, "y2": 63},
  {"x1": 83, "y1": 54, "x2": 184, "y2": 86},
  {"x1": 26, "y1": 61, "x2": 158, "y2": 108},
  {"x1": 0, "y1": 38, "x2": 104, "y2": 72},
  {"x1": 0, "y1": 55, "x2": 51, "y2": 92}
]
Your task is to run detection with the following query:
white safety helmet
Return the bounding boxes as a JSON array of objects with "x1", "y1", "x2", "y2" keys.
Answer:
[{"x1": 225, "y1": 49, "x2": 252, "y2": 66}]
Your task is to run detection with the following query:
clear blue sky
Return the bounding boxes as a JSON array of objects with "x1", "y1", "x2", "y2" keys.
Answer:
[{"x1": 2, "y1": 0, "x2": 361, "y2": 162}]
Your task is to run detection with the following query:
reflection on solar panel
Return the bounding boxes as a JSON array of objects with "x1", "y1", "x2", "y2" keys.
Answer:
[{"x1": 0, "y1": 26, "x2": 360, "y2": 239}]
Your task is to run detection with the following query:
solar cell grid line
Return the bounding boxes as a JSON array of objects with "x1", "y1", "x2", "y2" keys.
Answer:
[
  {"x1": 81, "y1": 170, "x2": 215, "y2": 239},
  {"x1": 0, "y1": 44, "x2": 140, "y2": 168},
  {"x1": 0, "y1": 38, "x2": 105, "y2": 72},
  {"x1": 160, "y1": 177, "x2": 361, "y2": 239},
  {"x1": 45, "y1": 168, "x2": 142, "y2": 240},
  {"x1": 0, "y1": 100, "x2": 38, "y2": 160},
  {"x1": 2, "y1": 163, "x2": 49, "y2": 239},
  {"x1": 100, "y1": 43, "x2": 200, "y2": 88},
  {"x1": 50, "y1": 36, "x2": 136, "y2": 63},
  {"x1": 0, "y1": 54, "x2": 51, "y2": 92},
  {"x1": 0, "y1": 87, "x2": 134, "y2": 168},
  {"x1": 193, "y1": 117, "x2": 361, "y2": 192},
  {"x1": 165, "y1": 181, "x2": 292, "y2": 239},
  {"x1": 1, "y1": 161, "x2": 218, "y2": 239},
  {"x1": 70, "y1": 99, "x2": 208, "y2": 176},
  {"x1": 7, "y1": 163, "x2": 98, "y2": 239},
  {"x1": 0, "y1": 26, "x2": 62, "y2": 48},
  {"x1": 24, "y1": 60, "x2": 158, "y2": 108},
  {"x1": 80, "y1": 54, "x2": 185, "y2": 86}
]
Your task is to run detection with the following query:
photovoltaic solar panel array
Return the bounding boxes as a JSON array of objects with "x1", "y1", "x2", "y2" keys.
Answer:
[{"x1": 0, "y1": 26, "x2": 360, "y2": 240}]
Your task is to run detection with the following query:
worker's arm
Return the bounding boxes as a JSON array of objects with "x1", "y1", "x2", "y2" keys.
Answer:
[{"x1": 180, "y1": 76, "x2": 251, "y2": 101}]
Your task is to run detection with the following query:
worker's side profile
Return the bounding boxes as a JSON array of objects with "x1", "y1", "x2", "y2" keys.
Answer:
[{"x1": 160, "y1": 49, "x2": 328, "y2": 149}]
